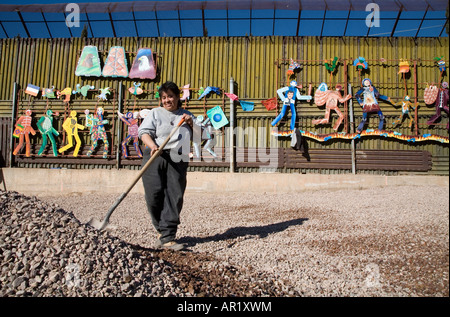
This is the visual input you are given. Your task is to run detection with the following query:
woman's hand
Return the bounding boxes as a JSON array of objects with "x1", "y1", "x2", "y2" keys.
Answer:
[
  {"x1": 141, "y1": 134, "x2": 159, "y2": 156},
  {"x1": 150, "y1": 144, "x2": 159, "y2": 156},
  {"x1": 181, "y1": 114, "x2": 193, "y2": 128}
]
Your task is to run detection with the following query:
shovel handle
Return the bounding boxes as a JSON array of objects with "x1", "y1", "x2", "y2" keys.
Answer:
[
  {"x1": 124, "y1": 117, "x2": 186, "y2": 194},
  {"x1": 99, "y1": 117, "x2": 187, "y2": 227}
]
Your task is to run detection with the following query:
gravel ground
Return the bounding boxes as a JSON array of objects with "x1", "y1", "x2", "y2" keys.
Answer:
[
  {"x1": 1, "y1": 190, "x2": 293, "y2": 297},
  {"x1": 37, "y1": 183, "x2": 449, "y2": 297}
]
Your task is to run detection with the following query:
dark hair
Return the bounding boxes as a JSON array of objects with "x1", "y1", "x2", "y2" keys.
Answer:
[{"x1": 158, "y1": 81, "x2": 182, "y2": 108}]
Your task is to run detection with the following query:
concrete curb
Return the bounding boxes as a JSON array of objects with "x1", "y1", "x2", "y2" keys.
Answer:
[{"x1": 1, "y1": 168, "x2": 448, "y2": 197}]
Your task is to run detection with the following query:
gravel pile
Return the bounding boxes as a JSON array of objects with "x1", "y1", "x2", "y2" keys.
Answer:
[
  {"x1": 40, "y1": 183, "x2": 449, "y2": 297},
  {"x1": 0, "y1": 189, "x2": 296, "y2": 297}
]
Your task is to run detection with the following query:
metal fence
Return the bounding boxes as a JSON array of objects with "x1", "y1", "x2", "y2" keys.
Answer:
[{"x1": 0, "y1": 36, "x2": 448, "y2": 174}]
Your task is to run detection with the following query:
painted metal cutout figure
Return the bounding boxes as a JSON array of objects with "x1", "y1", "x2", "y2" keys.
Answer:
[
  {"x1": 129, "y1": 48, "x2": 157, "y2": 80},
  {"x1": 426, "y1": 82, "x2": 449, "y2": 130},
  {"x1": 75, "y1": 45, "x2": 102, "y2": 77},
  {"x1": 57, "y1": 87, "x2": 72, "y2": 103},
  {"x1": 198, "y1": 86, "x2": 221, "y2": 100},
  {"x1": 392, "y1": 95, "x2": 416, "y2": 129},
  {"x1": 85, "y1": 107, "x2": 110, "y2": 158},
  {"x1": 97, "y1": 87, "x2": 110, "y2": 101},
  {"x1": 42, "y1": 86, "x2": 56, "y2": 99},
  {"x1": 59, "y1": 110, "x2": 85, "y2": 157},
  {"x1": 287, "y1": 58, "x2": 301, "y2": 78},
  {"x1": 271, "y1": 80, "x2": 312, "y2": 131},
  {"x1": 73, "y1": 84, "x2": 94, "y2": 97},
  {"x1": 128, "y1": 82, "x2": 143, "y2": 96},
  {"x1": 37, "y1": 109, "x2": 59, "y2": 156},
  {"x1": 180, "y1": 84, "x2": 190, "y2": 101},
  {"x1": 118, "y1": 110, "x2": 142, "y2": 158},
  {"x1": 354, "y1": 78, "x2": 392, "y2": 133},
  {"x1": 312, "y1": 83, "x2": 351, "y2": 131},
  {"x1": 13, "y1": 109, "x2": 36, "y2": 157},
  {"x1": 102, "y1": 46, "x2": 129, "y2": 78},
  {"x1": 192, "y1": 115, "x2": 217, "y2": 159}
]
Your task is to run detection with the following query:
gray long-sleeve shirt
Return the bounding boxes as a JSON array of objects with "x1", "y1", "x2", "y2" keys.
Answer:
[{"x1": 138, "y1": 107, "x2": 194, "y2": 159}]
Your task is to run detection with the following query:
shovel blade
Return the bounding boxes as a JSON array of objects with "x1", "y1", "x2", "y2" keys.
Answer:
[{"x1": 87, "y1": 217, "x2": 110, "y2": 231}]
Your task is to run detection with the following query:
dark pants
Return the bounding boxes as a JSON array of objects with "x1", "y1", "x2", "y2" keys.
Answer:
[
  {"x1": 427, "y1": 105, "x2": 449, "y2": 129},
  {"x1": 141, "y1": 149, "x2": 188, "y2": 244},
  {"x1": 357, "y1": 110, "x2": 385, "y2": 133}
]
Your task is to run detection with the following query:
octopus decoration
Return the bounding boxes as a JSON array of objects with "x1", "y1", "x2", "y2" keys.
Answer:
[
  {"x1": 354, "y1": 78, "x2": 392, "y2": 133},
  {"x1": 13, "y1": 109, "x2": 37, "y2": 157},
  {"x1": 118, "y1": 110, "x2": 142, "y2": 158},
  {"x1": 312, "y1": 83, "x2": 351, "y2": 131},
  {"x1": 154, "y1": 85, "x2": 161, "y2": 99},
  {"x1": 85, "y1": 107, "x2": 110, "y2": 159},
  {"x1": 37, "y1": 109, "x2": 60, "y2": 156},
  {"x1": 58, "y1": 110, "x2": 85, "y2": 157}
]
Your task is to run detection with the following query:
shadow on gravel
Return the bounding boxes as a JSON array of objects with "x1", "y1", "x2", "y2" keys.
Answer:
[{"x1": 179, "y1": 217, "x2": 309, "y2": 248}]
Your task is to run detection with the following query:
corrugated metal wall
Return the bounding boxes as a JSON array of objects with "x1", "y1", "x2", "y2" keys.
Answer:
[{"x1": 0, "y1": 36, "x2": 448, "y2": 174}]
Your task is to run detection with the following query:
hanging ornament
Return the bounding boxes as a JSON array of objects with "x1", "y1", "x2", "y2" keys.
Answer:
[
  {"x1": 398, "y1": 59, "x2": 410, "y2": 74},
  {"x1": 353, "y1": 57, "x2": 369, "y2": 70},
  {"x1": 286, "y1": 58, "x2": 301, "y2": 78},
  {"x1": 325, "y1": 57, "x2": 339, "y2": 73},
  {"x1": 434, "y1": 56, "x2": 446, "y2": 72}
]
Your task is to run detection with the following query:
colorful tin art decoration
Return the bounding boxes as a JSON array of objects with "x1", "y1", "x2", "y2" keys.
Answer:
[
  {"x1": 75, "y1": 46, "x2": 102, "y2": 77},
  {"x1": 129, "y1": 48, "x2": 156, "y2": 80},
  {"x1": 102, "y1": 46, "x2": 129, "y2": 78},
  {"x1": 59, "y1": 110, "x2": 85, "y2": 157}
]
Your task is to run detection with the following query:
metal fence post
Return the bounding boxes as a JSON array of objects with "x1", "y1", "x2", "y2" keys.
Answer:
[
  {"x1": 116, "y1": 81, "x2": 123, "y2": 169},
  {"x1": 9, "y1": 82, "x2": 18, "y2": 168},
  {"x1": 348, "y1": 82, "x2": 356, "y2": 174},
  {"x1": 229, "y1": 77, "x2": 235, "y2": 173}
]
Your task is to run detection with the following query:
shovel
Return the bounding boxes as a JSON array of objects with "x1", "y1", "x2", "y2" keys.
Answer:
[{"x1": 88, "y1": 117, "x2": 186, "y2": 230}]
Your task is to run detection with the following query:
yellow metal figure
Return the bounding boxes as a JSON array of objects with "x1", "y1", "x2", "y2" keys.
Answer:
[
  {"x1": 59, "y1": 110, "x2": 85, "y2": 157},
  {"x1": 392, "y1": 95, "x2": 416, "y2": 129}
]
